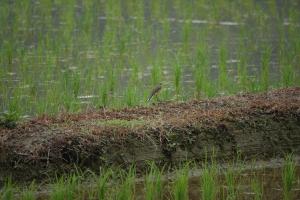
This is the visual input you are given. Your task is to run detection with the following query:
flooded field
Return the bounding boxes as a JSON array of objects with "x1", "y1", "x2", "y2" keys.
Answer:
[
  {"x1": 1, "y1": 156, "x2": 299, "y2": 200},
  {"x1": 0, "y1": 0, "x2": 300, "y2": 117},
  {"x1": 1, "y1": 1, "x2": 300, "y2": 199}
]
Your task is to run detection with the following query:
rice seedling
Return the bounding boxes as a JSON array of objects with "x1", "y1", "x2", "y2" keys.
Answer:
[
  {"x1": 281, "y1": 63, "x2": 294, "y2": 88},
  {"x1": 0, "y1": 87, "x2": 22, "y2": 128},
  {"x1": 201, "y1": 164, "x2": 218, "y2": 200},
  {"x1": 162, "y1": 18, "x2": 171, "y2": 45},
  {"x1": 50, "y1": 174, "x2": 79, "y2": 200},
  {"x1": 96, "y1": 169, "x2": 113, "y2": 200},
  {"x1": 282, "y1": 154, "x2": 296, "y2": 200},
  {"x1": 160, "y1": 86, "x2": 172, "y2": 102},
  {"x1": 118, "y1": 28, "x2": 131, "y2": 58},
  {"x1": 279, "y1": 42, "x2": 295, "y2": 88},
  {"x1": 99, "y1": 82, "x2": 109, "y2": 108},
  {"x1": 65, "y1": 174, "x2": 80, "y2": 200},
  {"x1": 208, "y1": 1, "x2": 221, "y2": 24},
  {"x1": 1, "y1": 153, "x2": 299, "y2": 200},
  {"x1": 218, "y1": 43, "x2": 229, "y2": 93},
  {"x1": 224, "y1": 167, "x2": 237, "y2": 200},
  {"x1": 124, "y1": 84, "x2": 138, "y2": 107},
  {"x1": 260, "y1": 46, "x2": 271, "y2": 91},
  {"x1": 132, "y1": 0, "x2": 145, "y2": 42},
  {"x1": 237, "y1": 48, "x2": 249, "y2": 91},
  {"x1": 70, "y1": 73, "x2": 81, "y2": 98},
  {"x1": 0, "y1": 0, "x2": 299, "y2": 120},
  {"x1": 182, "y1": 20, "x2": 192, "y2": 51},
  {"x1": 145, "y1": 163, "x2": 163, "y2": 200},
  {"x1": 173, "y1": 164, "x2": 190, "y2": 200},
  {"x1": 107, "y1": 67, "x2": 117, "y2": 95},
  {"x1": 194, "y1": 37, "x2": 209, "y2": 97},
  {"x1": 0, "y1": 178, "x2": 14, "y2": 200},
  {"x1": 150, "y1": 0, "x2": 166, "y2": 21},
  {"x1": 115, "y1": 167, "x2": 136, "y2": 200},
  {"x1": 21, "y1": 181, "x2": 36, "y2": 200},
  {"x1": 151, "y1": 61, "x2": 162, "y2": 86},
  {"x1": 173, "y1": 53, "x2": 182, "y2": 98},
  {"x1": 49, "y1": 177, "x2": 67, "y2": 200}
]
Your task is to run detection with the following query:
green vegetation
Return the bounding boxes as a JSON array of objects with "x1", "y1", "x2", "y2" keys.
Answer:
[
  {"x1": 95, "y1": 169, "x2": 112, "y2": 200},
  {"x1": 282, "y1": 154, "x2": 296, "y2": 200},
  {"x1": 224, "y1": 167, "x2": 238, "y2": 200},
  {"x1": 0, "y1": 0, "x2": 299, "y2": 120},
  {"x1": 260, "y1": 46, "x2": 271, "y2": 91},
  {"x1": 0, "y1": 111, "x2": 20, "y2": 128},
  {"x1": 20, "y1": 182, "x2": 36, "y2": 200},
  {"x1": 115, "y1": 167, "x2": 136, "y2": 200},
  {"x1": 201, "y1": 164, "x2": 218, "y2": 200},
  {"x1": 0, "y1": 155, "x2": 298, "y2": 200},
  {"x1": 251, "y1": 179, "x2": 263, "y2": 200},
  {"x1": 50, "y1": 174, "x2": 79, "y2": 200},
  {"x1": 173, "y1": 164, "x2": 189, "y2": 200},
  {"x1": 0, "y1": 178, "x2": 14, "y2": 200},
  {"x1": 173, "y1": 54, "x2": 182, "y2": 98},
  {"x1": 0, "y1": 0, "x2": 299, "y2": 197},
  {"x1": 145, "y1": 163, "x2": 163, "y2": 200}
]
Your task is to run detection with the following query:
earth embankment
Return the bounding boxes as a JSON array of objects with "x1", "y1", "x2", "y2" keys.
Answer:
[{"x1": 0, "y1": 87, "x2": 300, "y2": 181}]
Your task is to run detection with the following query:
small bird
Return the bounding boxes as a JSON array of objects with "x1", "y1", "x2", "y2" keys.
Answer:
[{"x1": 147, "y1": 83, "x2": 162, "y2": 102}]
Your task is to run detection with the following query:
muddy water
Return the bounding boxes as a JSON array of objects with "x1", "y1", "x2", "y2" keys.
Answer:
[
  {"x1": 134, "y1": 158, "x2": 300, "y2": 200},
  {"x1": 187, "y1": 166, "x2": 300, "y2": 200},
  {"x1": 1, "y1": 0, "x2": 300, "y2": 109},
  {"x1": 13, "y1": 157, "x2": 300, "y2": 199}
]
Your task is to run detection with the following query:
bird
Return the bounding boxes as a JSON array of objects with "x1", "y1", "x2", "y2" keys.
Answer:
[{"x1": 147, "y1": 83, "x2": 162, "y2": 102}]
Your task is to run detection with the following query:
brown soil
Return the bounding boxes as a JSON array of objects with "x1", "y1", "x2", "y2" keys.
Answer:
[{"x1": 1, "y1": 87, "x2": 300, "y2": 182}]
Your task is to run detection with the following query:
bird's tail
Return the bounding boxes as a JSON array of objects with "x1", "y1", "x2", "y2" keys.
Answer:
[{"x1": 147, "y1": 94, "x2": 154, "y2": 102}]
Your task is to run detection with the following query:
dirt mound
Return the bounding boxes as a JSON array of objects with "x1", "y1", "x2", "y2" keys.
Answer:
[{"x1": 1, "y1": 87, "x2": 300, "y2": 182}]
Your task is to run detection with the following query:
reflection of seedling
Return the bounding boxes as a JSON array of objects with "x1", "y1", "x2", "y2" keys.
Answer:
[{"x1": 251, "y1": 179, "x2": 263, "y2": 200}]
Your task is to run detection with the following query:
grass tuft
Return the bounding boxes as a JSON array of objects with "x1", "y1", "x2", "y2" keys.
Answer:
[
  {"x1": 0, "y1": 178, "x2": 14, "y2": 200},
  {"x1": 201, "y1": 163, "x2": 218, "y2": 200},
  {"x1": 173, "y1": 164, "x2": 190, "y2": 200},
  {"x1": 115, "y1": 167, "x2": 136, "y2": 200},
  {"x1": 96, "y1": 169, "x2": 112, "y2": 200},
  {"x1": 282, "y1": 154, "x2": 296, "y2": 200},
  {"x1": 145, "y1": 162, "x2": 163, "y2": 200}
]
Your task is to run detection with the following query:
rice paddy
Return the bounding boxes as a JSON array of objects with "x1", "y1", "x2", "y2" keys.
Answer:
[
  {"x1": 0, "y1": 0, "x2": 299, "y2": 120},
  {"x1": 1, "y1": 0, "x2": 300, "y2": 199},
  {"x1": 0, "y1": 155, "x2": 299, "y2": 200}
]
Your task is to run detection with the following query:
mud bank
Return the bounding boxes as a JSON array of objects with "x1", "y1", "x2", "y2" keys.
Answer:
[{"x1": 0, "y1": 87, "x2": 300, "y2": 181}]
